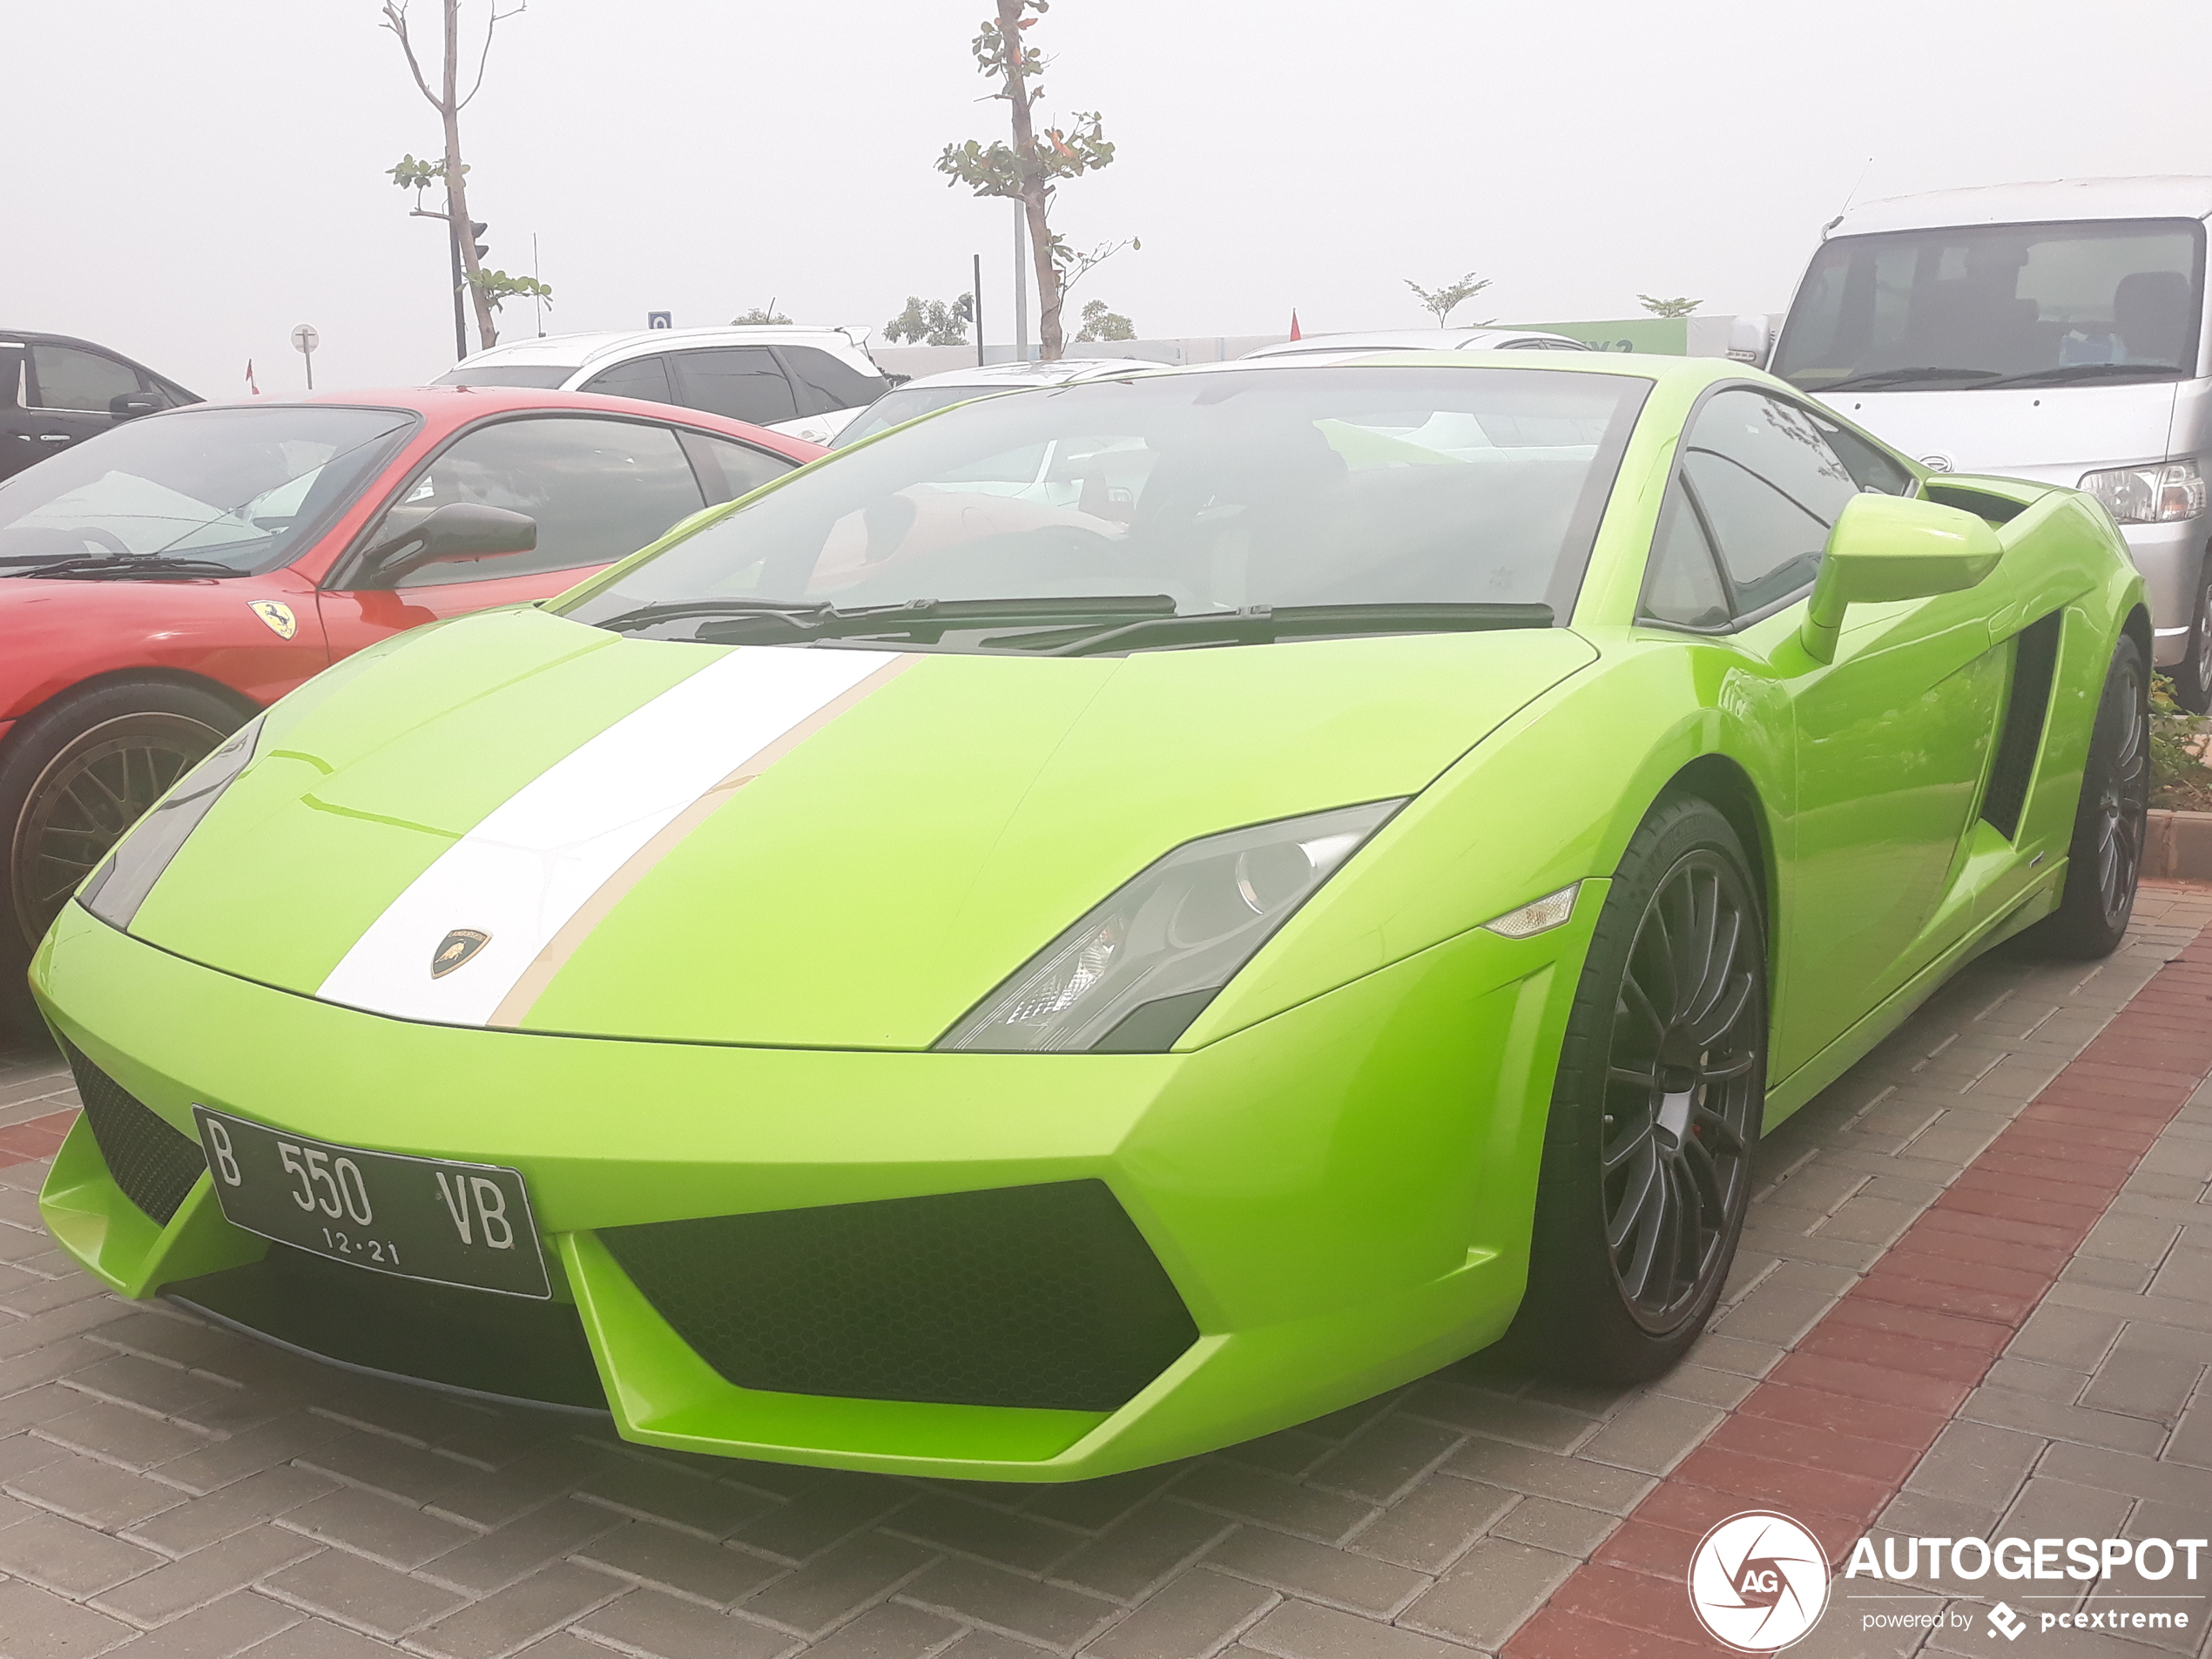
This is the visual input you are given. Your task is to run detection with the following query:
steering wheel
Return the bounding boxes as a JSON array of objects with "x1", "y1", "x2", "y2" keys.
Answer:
[{"x1": 64, "y1": 529, "x2": 132, "y2": 558}]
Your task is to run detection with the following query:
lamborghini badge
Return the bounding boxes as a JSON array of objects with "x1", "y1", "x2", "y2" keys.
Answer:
[
  {"x1": 248, "y1": 600, "x2": 298, "y2": 640},
  {"x1": 431, "y1": 929, "x2": 491, "y2": 978}
]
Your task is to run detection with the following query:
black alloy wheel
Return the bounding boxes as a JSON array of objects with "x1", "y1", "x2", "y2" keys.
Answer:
[
  {"x1": 1506, "y1": 795, "x2": 1766, "y2": 1382},
  {"x1": 2023, "y1": 633, "x2": 2148, "y2": 959},
  {"x1": 10, "y1": 712, "x2": 224, "y2": 948},
  {"x1": 1600, "y1": 849, "x2": 1763, "y2": 1331}
]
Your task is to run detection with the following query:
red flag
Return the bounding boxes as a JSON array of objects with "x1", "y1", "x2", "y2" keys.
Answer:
[
  {"x1": 1289, "y1": 311, "x2": 1303, "y2": 341},
  {"x1": 245, "y1": 360, "x2": 260, "y2": 395}
]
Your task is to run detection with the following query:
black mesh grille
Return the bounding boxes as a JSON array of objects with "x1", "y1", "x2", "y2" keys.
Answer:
[
  {"x1": 1983, "y1": 610, "x2": 2064, "y2": 840},
  {"x1": 61, "y1": 1040, "x2": 206, "y2": 1225},
  {"x1": 600, "y1": 1180, "x2": 1197, "y2": 1413}
]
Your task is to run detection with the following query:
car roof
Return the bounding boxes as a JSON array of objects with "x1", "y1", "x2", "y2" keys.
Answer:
[
  {"x1": 1833, "y1": 175, "x2": 2212, "y2": 238},
  {"x1": 1041, "y1": 349, "x2": 1738, "y2": 395},
  {"x1": 1241, "y1": 327, "x2": 1588, "y2": 358},
  {"x1": 451, "y1": 326, "x2": 876, "y2": 372},
  {"x1": 893, "y1": 357, "x2": 1154, "y2": 392},
  {"x1": 124, "y1": 385, "x2": 826, "y2": 455}
]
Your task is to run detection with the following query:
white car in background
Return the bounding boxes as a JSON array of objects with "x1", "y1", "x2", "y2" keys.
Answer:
[
  {"x1": 1241, "y1": 327, "x2": 1592, "y2": 359},
  {"x1": 435, "y1": 327, "x2": 894, "y2": 447},
  {"x1": 829, "y1": 356, "x2": 1149, "y2": 448}
]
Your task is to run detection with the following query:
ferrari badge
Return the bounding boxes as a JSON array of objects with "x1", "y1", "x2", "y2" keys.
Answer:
[{"x1": 247, "y1": 600, "x2": 298, "y2": 640}]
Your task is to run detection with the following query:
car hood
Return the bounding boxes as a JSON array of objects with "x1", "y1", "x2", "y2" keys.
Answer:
[
  {"x1": 1813, "y1": 382, "x2": 2180, "y2": 477},
  {"x1": 126, "y1": 606, "x2": 1595, "y2": 1047}
]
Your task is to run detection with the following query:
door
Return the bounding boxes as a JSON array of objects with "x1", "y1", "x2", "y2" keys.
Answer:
[
  {"x1": 20, "y1": 341, "x2": 143, "y2": 459},
  {"x1": 0, "y1": 342, "x2": 30, "y2": 482},
  {"x1": 668, "y1": 347, "x2": 801, "y2": 427},
  {"x1": 314, "y1": 414, "x2": 762, "y2": 659},
  {"x1": 1661, "y1": 388, "x2": 2005, "y2": 1078}
]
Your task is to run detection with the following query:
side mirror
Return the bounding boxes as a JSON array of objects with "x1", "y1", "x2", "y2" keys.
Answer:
[
  {"x1": 110, "y1": 391, "x2": 165, "y2": 422},
  {"x1": 1798, "y1": 493, "x2": 2003, "y2": 664},
  {"x1": 359, "y1": 502, "x2": 536, "y2": 586},
  {"x1": 1727, "y1": 314, "x2": 1773, "y2": 368}
]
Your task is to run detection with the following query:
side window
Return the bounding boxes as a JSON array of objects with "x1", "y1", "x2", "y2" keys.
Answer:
[
  {"x1": 1640, "y1": 481, "x2": 1731, "y2": 630},
  {"x1": 679, "y1": 432, "x2": 797, "y2": 505},
  {"x1": 30, "y1": 346, "x2": 141, "y2": 413},
  {"x1": 1680, "y1": 389, "x2": 1860, "y2": 614},
  {"x1": 779, "y1": 347, "x2": 891, "y2": 416},
  {"x1": 580, "y1": 354, "x2": 673, "y2": 405},
  {"x1": 671, "y1": 348, "x2": 799, "y2": 425},
  {"x1": 0, "y1": 347, "x2": 24, "y2": 409},
  {"x1": 371, "y1": 417, "x2": 705, "y2": 589},
  {"x1": 1811, "y1": 412, "x2": 1916, "y2": 496}
]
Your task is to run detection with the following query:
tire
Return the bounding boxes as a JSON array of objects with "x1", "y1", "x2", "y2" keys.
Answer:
[
  {"x1": 1506, "y1": 796, "x2": 1767, "y2": 1382},
  {"x1": 2171, "y1": 556, "x2": 2212, "y2": 716},
  {"x1": 0, "y1": 682, "x2": 246, "y2": 1030},
  {"x1": 2020, "y1": 633, "x2": 2148, "y2": 960}
]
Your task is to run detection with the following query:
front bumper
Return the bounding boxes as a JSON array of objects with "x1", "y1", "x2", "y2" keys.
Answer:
[
  {"x1": 30, "y1": 899, "x2": 1590, "y2": 1480},
  {"x1": 2114, "y1": 518, "x2": 2209, "y2": 664}
]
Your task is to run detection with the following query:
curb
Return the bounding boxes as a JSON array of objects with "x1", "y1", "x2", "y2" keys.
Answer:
[{"x1": 2145, "y1": 809, "x2": 2212, "y2": 881}]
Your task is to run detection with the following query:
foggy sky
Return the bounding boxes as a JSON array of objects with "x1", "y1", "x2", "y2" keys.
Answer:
[{"x1": 11, "y1": 0, "x2": 2209, "y2": 399}]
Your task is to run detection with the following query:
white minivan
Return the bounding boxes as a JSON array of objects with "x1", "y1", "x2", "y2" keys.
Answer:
[{"x1": 1770, "y1": 177, "x2": 2212, "y2": 705}]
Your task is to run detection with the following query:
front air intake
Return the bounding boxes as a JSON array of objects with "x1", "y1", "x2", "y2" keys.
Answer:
[
  {"x1": 599, "y1": 1179, "x2": 1197, "y2": 1413},
  {"x1": 59, "y1": 1040, "x2": 207, "y2": 1225}
]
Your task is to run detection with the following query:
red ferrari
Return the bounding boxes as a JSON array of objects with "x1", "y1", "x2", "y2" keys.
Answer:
[{"x1": 0, "y1": 385, "x2": 822, "y2": 1020}]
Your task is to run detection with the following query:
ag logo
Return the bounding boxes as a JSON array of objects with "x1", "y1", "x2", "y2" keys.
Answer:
[
  {"x1": 430, "y1": 928, "x2": 491, "y2": 978},
  {"x1": 247, "y1": 599, "x2": 297, "y2": 640},
  {"x1": 1688, "y1": 1510, "x2": 1830, "y2": 1651}
]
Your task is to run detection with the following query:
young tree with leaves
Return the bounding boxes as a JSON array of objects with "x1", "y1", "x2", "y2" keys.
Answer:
[
  {"x1": 1075, "y1": 300, "x2": 1134, "y2": 341},
  {"x1": 383, "y1": 1, "x2": 546, "y2": 356},
  {"x1": 1405, "y1": 273, "x2": 1492, "y2": 327},
  {"x1": 732, "y1": 305, "x2": 793, "y2": 325},
  {"x1": 1638, "y1": 294, "x2": 1701, "y2": 319},
  {"x1": 884, "y1": 295, "x2": 974, "y2": 347},
  {"x1": 936, "y1": 2, "x2": 1131, "y2": 361}
]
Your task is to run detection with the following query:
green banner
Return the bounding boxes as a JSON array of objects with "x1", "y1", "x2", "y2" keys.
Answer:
[{"x1": 1502, "y1": 318, "x2": 1689, "y2": 355}]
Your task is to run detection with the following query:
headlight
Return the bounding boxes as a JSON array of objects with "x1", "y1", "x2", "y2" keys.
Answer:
[
  {"x1": 2079, "y1": 457, "x2": 2206, "y2": 523},
  {"x1": 939, "y1": 799, "x2": 1405, "y2": 1054},
  {"x1": 78, "y1": 717, "x2": 263, "y2": 933}
]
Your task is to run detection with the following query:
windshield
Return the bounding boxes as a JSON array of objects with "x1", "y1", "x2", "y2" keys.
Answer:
[
  {"x1": 430, "y1": 365, "x2": 577, "y2": 388},
  {"x1": 830, "y1": 384, "x2": 1013, "y2": 448},
  {"x1": 0, "y1": 406, "x2": 419, "y2": 574},
  {"x1": 560, "y1": 365, "x2": 1649, "y2": 644},
  {"x1": 1773, "y1": 217, "x2": 2206, "y2": 393}
]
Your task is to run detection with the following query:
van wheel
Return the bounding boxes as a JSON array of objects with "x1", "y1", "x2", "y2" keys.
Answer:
[{"x1": 2173, "y1": 557, "x2": 2212, "y2": 715}]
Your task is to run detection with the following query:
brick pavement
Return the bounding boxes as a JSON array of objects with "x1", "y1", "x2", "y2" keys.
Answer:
[{"x1": 3, "y1": 886, "x2": 2210, "y2": 1659}]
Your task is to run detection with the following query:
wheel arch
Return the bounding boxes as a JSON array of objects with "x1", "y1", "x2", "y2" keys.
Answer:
[
  {"x1": 0, "y1": 669, "x2": 260, "y2": 765},
  {"x1": 1652, "y1": 752, "x2": 1780, "y2": 993}
]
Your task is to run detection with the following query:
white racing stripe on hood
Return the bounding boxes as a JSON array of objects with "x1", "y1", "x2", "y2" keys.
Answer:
[{"x1": 314, "y1": 646, "x2": 897, "y2": 1027}]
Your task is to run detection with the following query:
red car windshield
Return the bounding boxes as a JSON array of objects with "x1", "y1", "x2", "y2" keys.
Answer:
[{"x1": 0, "y1": 406, "x2": 418, "y2": 575}]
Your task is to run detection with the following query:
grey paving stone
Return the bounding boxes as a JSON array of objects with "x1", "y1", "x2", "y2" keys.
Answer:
[
  {"x1": 1575, "y1": 1392, "x2": 1725, "y2": 1476},
  {"x1": 1170, "y1": 1464, "x2": 1376, "y2": 1545},
  {"x1": 294, "y1": 1430, "x2": 478, "y2": 1510},
  {"x1": 1904, "y1": 1419, "x2": 2046, "y2": 1510},
  {"x1": 0, "y1": 1507, "x2": 166, "y2": 1597},
  {"x1": 739, "y1": 1529, "x2": 935, "y2": 1637},
  {"x1": 1049, "y1": 1498, "x2": 1231, "y2": 1602},
  {"x1": 1487, "y1": 1495, "x2": 1619, "y2": 1558},
  {"x1": 881, "y1": 1491, "x2": 1085, "y2": 1575},
  {"x1": 572, "y1": 1517, "x2": 783, "y2": 1607},
  {"x1": 1981, "y1": 1356, "x2": 2094, "y2": 1402},
  {"x1": 1202, "y1": 1525, "x2": 1426, "y2": 1617},
  {"x1": 574, "y1": 1587, "x2": 795, "y2": 1659},
  {"x1": 1344, "y1": 1475, "x2": 1514, "y2": 1575},
  {"x1": 153, "y1": 1410, "x2": 354, "y2": 1495},
  {"x1": 4, "y1": 1447, "x2": 187, "y2": 1529},
  {"x1": 1240, "y1": 1598, "x2": 1469, "y2": 1659},
  {"x1": 2040, "y1": 1439, "x2": 2212, "y2": 1507},
  {"x1": 93, "y1": 1522, "x2": 321, "y2": 1626},
  {"x1": 2011, "y1": 1304, "x2": 2128, "y2": 1370},
  {"x1": 408, "y1": 1561, "x2": 626, "y2": 1659},
  {"x1": 114, "y1": 1588, "x2": 300, "y2": 1656},
  {"x1": 278, "y1": 1484, "x2": 479, "y2": 1570},
  {"x1": 424, "y1": 1442, "x2": 604, "y2": 1532},
  {"x1": 1396, "y1": 1381, "x2": 1592, "y2": 1453},
  {"x1": 0, "y1": 1575, "x2": 137, "y2": 1659},
  {"x1": 728, "y1": 1471, "x2": 908, "y2": 1562},
  {"x1": 2079, "y1": 1342, "x2": 2202, "y2": 1422},
  {"x1": 1960, "y1": 1386, "x2": 2170, "y2": 1453},
  {"x1": 896, "y1": 1554, "x2": 1118, "y2": 1649},
  {"x1": 1396, "y1": 1536, "x2": 1579, "y2": 1647},
  {"x1": 260, "y1": 1545, "x2": 469, "y2": 1640},
  {"x1": 1997, "y1": 1475, "x2": 2134, "y2": 1548},
  {"x1": 1440, "y1": 1439, "x2": 1654, "y2": 1514},
  {"x1": 1649, "y1": 1362, "x2": 1759, "y2": 1410},
  {"x1": 792, "y1": 1600, "x2": 962, "y2": 1659},
  {"x1": 420, "y1": 1494, "x2": 620, "y2": 1596},
  {"x1": 1298, "y1": 1414, "x2": 1460, "y2": 1505},
  {"x1": 1213, "y1": 1428, "x2": 1335, "y2": 1480},
  {"x1": 1082, "y1": 1568, "x2": 1275, "y2": 1659}
]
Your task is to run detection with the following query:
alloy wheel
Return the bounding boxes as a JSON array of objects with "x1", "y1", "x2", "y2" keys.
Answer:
[
  {"x1": 1600, "y1": 851, "x2": 1762, "y2": 1332},
  {"x1": 10, "y1": 713, "x2": 224, "y2": 948},
  {"x1": 2095, "y1": 655, "x2": 2148, "y2": 929}
]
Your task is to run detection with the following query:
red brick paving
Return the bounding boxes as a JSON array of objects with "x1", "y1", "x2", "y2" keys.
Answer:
[
  {"x1": 1501, "y1": 920, "x2": 2212, "y2": 1656},
  {"x1": 0, "y1": 1108, "x2": 75, "y2": 1170}
]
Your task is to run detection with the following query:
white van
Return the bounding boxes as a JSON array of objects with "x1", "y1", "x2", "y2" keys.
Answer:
[{"x1": 1770, "y1": 177, "x2": 2212, "y2": 705}]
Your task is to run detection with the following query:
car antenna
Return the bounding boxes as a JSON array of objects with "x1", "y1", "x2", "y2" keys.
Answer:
[{"x1": 1825, "y1": 155, "x2": 1874, "y2": 239}]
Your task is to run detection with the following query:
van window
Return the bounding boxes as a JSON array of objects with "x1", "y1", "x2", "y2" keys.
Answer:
[{"x1": 1773, "y1": 218, "x2": 2204, "y2": 394}]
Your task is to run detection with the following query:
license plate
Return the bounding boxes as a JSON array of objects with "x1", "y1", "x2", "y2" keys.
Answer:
[{"x1": 191, "y1": 1107, "x2": 550, "y2": 1299}]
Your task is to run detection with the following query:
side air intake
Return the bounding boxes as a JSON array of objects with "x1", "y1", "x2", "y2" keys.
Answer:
[
  {"x1": 1981, "y1": 610, "x2": 2063, "y2": 840},
  {"x1": 59, "y1": 1040, "x2": 207, "y2": 1225}
]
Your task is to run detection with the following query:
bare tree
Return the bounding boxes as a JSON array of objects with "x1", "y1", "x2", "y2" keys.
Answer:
[
  {"x1": 936, "y1": 2, "x2": 1129, "y2": 361},
  {"x1": 383, "y1": 1, "x2": 543, "y2": 355},
  {"x1": 1405, "y1": 273, "x2": 1492, "y2": 327},
  {"x1": 1639, "y1": 294, "x2": 1701, "y2": 319}
]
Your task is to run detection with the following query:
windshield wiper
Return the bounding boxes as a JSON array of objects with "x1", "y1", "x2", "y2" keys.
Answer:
[
  {"x1": 2, "y1": 555, "x2": 242, "y2": 581},
  {"x1": 603, "y1": 593, "x2": 1180, "y2": 643},
  {"x1": 1975, "y1": 362, "x2": 2187, "y2": 389},
  {"x1": 1810, "y1": 368, "x2": 2002, "y2": 392},
  {"x1": 1013, "y1": 602, "x2": 1554, "y2": 657}
]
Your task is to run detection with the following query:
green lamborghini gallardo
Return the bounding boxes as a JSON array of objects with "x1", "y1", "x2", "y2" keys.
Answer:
[{"x1": 29, "y1": 353, "x2": 2146, "y2": 1480}]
